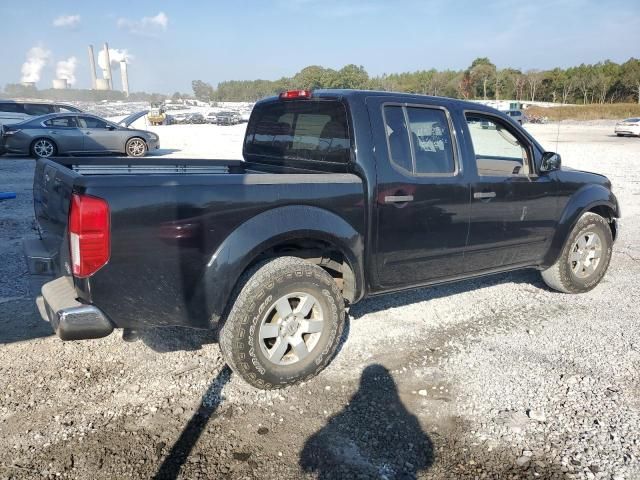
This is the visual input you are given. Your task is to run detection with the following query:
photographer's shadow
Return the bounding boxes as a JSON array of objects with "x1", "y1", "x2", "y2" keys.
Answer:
[{"x1": 300, "y1": 364, "x2": 434, "y2": 479}]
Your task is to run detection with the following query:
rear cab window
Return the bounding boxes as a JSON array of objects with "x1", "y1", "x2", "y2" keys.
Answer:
[{"x1": 244, "y1": 99, "x2": 351, "y2": 166}]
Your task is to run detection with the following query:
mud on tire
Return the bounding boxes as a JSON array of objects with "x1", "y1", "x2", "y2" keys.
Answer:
[
  {"x1": 541, "y1": 212, "x2": 613, "y2": 293},
  {"x1": 220, "y1": 256, "x2": 346, "y2": 389}
]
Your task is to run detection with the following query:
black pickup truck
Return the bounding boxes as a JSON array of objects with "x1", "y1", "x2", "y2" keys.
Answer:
[{"x1": 25, "y1": 89, "x2": 620, "y2": 389}]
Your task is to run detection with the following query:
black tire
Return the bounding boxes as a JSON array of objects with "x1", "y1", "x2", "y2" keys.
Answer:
[
  {"x1": 541, "y1": 212, "x2": 613, "y2": 293},
  {"x1": 30, "y1": 138, "x2": 57, "y2": 158},
  {"x1": 220, "y1": 256, "x2": 346, "y2": 389},
  {"x1": 125, "y1": 137, "x2": 148, "y2": 157}
]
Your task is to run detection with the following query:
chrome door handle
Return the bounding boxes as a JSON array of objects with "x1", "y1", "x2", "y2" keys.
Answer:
[
  {"x1": 473, "y1": 192, "x2": 496, "y2": 200},
  {"x1": 384, "y1": 195, "x2": 414, "y2": 203}
]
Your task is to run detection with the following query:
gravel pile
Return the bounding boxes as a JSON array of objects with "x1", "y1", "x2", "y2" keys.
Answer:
[{"x1": 0, "y1": 123, "x2": 638, "y2": 479}]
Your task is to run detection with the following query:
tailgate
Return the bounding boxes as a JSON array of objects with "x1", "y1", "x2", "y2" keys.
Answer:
[{"x1": 30, "y1": 159, "x2": 80, "y2": 277}]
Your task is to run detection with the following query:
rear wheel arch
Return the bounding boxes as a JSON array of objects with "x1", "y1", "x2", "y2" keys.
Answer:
[
  {"x1": 201, "y1": 206, "x2": 365, "y2": 325},
  {"x1": 30, "y1": 137, "x2": 58, "y2": 157}
]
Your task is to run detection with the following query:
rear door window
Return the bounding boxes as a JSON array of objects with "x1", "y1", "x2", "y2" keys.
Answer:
[
  {"x1": 24, "y1": 104, "x2": 54, "y2": 116},
  {"x1": 77, "y1": 116, "x2": 108, "y2": 129},
  {"x1": 383, "y1": 105, "x2": 456, "y2": 175},
  {"x1": 245, "y1": 100, "x2": 350, "y2": 164},
  {"x1": 0, "y1": 102, "x2": 24, "y2": 113},
  {"x1": 44, "y1": 117, "x2": 77, "y2": 128}
]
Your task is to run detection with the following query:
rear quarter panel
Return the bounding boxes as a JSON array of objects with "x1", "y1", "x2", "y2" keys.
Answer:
[{"x1": 80, "y1": 173, "x2": 365, "y2": 329}]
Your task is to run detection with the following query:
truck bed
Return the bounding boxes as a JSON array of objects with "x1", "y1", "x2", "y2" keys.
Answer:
[{"x1": 32, "y1": 157, "x2": 365, "y2": 330}]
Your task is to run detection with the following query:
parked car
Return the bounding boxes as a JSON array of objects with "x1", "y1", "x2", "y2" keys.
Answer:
[
  {"x1": 186, "y1": 113, "x2": 206, "y2": 124},
  {"x1": 503, "y1": 109, "x2": 526, "y2": 125},
  {"x1": 25, "y1": 89, "x2": 619, "y2": 389},
  {"x1": 2, "y1": 111, "x2": 158, "y2": 158},
  {"x1": 206, "y1": 112, "x2": 218, "y2": 124},
  {"x1": 169, "y1": 112, "x2": 190, "y2": 124},
  {"x1": 0, "y1": 100, "x2": 83, "y2": 126},
  {"x1": 216, "y1": 111, "x2": 239, "y2": 125},
  {"x1": 614, "y1": 118, "x2": 640, "y2": 137}
]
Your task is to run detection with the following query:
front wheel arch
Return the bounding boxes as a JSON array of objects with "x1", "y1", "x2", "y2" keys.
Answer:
[{"x1": 125, "y1": 137, "x2": 148, "y2": 157}]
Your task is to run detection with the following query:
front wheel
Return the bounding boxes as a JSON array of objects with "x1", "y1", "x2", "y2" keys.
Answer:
[
  {"x1": 220, "y1": 257, "x2": 346, "y2": 389},
  {"x1": 541, "y1": 212, "x2": 613, "y2": 293},
  {"x1": 125, "y1": 137, "x2": 147, "y2": 157}
]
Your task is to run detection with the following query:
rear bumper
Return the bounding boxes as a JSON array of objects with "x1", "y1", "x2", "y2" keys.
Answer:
[
  {"x1": 40, "y1": 277, "x2": 114, "y2": 340},
  {"x1": 23, "y1": 237, "x2": 114, "y2": 340}
]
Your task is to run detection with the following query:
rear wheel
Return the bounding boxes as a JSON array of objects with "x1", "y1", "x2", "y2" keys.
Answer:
[
  {"x1": 220, "y1": 256, "x2": 346, "y2": 389},
  {"x1": 30, "y1": 138, "x2": 57, "y2": 158},
  {"x1": 125, "y1": 137, "x2": 147, "y2": 157},
  {"x1": 541, "y1": 212, "x2": 613, "y2": 293}
]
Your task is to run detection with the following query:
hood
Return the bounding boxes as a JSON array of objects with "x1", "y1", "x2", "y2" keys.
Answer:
[{"x1": 118, "y1": 110, "x2": 149, "y2": 128}]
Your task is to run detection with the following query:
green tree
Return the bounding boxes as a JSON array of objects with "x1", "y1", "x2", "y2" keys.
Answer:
[
  {"x1": 621, "y1": 58, "x2": 640, "y2": 104},
  {"x1": 191, "y1": 80, "x2": 215, "y2": 101},
  {"x1": 469, "y1": 57, "x2": 496, "y2": 99}
]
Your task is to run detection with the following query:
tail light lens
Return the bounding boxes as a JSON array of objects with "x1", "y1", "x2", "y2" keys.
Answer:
[{"x1": 69, "y1": 193, "x2": 110, "y2": 277}]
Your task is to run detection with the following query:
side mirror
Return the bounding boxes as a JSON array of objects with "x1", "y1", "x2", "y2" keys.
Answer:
[
  {"x1": 107, "y1": 125, "x2": 116, "y2": 131},
  {"x1": 540, "y1": 152, "x2": 561, "y2": 172}
]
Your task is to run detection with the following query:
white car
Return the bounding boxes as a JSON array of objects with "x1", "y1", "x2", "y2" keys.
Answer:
[{"x1": 615, "y1": 118, "x2": 640, "y2": 137}]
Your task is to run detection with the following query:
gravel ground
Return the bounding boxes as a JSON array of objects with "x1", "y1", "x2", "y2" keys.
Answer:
[{"x1": 0, "y1": 123, "x2": 638, "y2": 479}]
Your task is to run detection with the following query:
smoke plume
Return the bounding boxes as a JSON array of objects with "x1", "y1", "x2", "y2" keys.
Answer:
[
  {"x1": 97, "y1": 48, "x2": 132, "y2": 71},
  {"x1": 56, "y1": 57, "x2": 77, "y2": 86},
  {"x1": 21, "y1": 46, "x2": 51, "y2": 83}
]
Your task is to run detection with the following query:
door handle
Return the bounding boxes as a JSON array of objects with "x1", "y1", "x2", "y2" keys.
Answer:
[
  {"x1": 473, "y1": 191, "x2": 496, "y2": 200},
  {"x1": 49, "y1": 131, "x2": 57, "y2": 135},
  {"x1": 85, "y1": 131, "x2": 92, "y2": 135},
  {"x1": 384, "y1": 195, "x2": 414, "y2": 204}
]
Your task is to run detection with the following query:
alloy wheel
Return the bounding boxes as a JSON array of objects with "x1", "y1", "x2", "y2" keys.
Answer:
[
  {"x1": 569, "y1": 231, "x2": 603, "y2": 279},
  {"x1": 258, "y1": 292, "x2": 325, "y2": 366}
]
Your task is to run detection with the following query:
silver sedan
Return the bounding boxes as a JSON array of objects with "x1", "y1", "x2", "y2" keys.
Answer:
[{"x1": 1, "y1": 111, "x2": 159, "y2": 158}]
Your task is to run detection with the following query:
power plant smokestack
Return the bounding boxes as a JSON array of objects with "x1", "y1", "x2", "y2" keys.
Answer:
[
  {"x1": 52, "y1": 78, "x2": 68, "y2": 89},
  {"x1": 120, "y1": 61, "x2": 129, "y2": 97},
  {"x1": 88, "y1": 45, "x2": 97, "y2": 89},
  {"x1": 103, "y1": 43, "x2": 112, "y2": 90}
]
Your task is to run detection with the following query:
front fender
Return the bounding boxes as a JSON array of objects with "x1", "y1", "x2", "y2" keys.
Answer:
[
  {"x1": 543, "y1": 184, "x2": 620, "y2": 267},
  {"x1": 200, "y1": 205, "x2": 365, "y2": 325}
]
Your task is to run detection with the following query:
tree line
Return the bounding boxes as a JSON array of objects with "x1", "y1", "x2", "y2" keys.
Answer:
[
  {"x1": 0, "y1": 84, "x2": 170, "y2": 104},
  {"x1": 193, "y1": 58, "x2": 640, "y2": 105}
]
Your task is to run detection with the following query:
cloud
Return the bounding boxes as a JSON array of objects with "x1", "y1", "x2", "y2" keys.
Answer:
[
  {"x1": 117, "y1": 12, "x2": 168, "y2": 36},
  {"x1": 53, "y1": 14, "x2": 80, "y2": 28},
  {"x1": 56, "y1": 57, "x2": 77, "y2": 86},
  {"x1": 21, "y1": 46, "x2": 51, "y2": 83}
]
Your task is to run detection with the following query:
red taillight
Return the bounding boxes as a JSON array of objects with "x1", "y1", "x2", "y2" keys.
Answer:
[
  {"x1": 279, "y1": 89, "x2": 312, "y2": 100},
  {"x1": 69, "y1": 193, "x2": 110, "y2": 278}
]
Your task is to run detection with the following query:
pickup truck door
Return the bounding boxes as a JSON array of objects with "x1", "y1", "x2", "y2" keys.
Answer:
[
  {"x1": 367, "y1": 98, "x2": 471, "y2": 289},
  {"x1": 462, "y1": 112, "x2": 557, "y2": 272}
]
